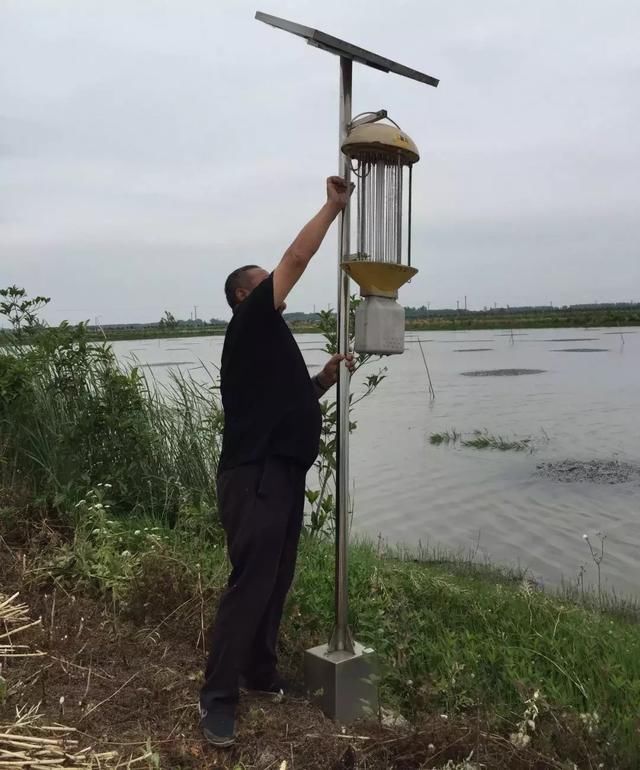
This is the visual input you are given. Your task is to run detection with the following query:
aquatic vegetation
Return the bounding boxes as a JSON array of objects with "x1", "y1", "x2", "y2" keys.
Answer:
[{"x1": 430, "y1": 429, "x2": 537, "y2": 452}]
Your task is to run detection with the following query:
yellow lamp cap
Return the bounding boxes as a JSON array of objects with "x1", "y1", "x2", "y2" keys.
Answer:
[{"x1": 342, "y1": 123, "x2": 420, "y2": 165}]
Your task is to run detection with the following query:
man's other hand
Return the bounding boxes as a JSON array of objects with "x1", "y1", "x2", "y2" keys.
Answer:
[
  {"x1": 326, "y1": 177, "x2": 355, "y2": 210},
  {"x1": 317, "y1": 353, "x2": 356, "y2": 389}
]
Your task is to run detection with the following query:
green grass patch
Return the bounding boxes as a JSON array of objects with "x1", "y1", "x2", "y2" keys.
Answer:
[
  {"x1": 430, "y1": 429, "x2": 536, "y2": 452},
  {"x1": 17, "y1": 499, "x2": 640, "y2": 768}
]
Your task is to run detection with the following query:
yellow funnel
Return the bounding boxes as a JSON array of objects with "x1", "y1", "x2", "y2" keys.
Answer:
[{"x1": 341, "y1": 260, "x2": 418, "y2": 299}]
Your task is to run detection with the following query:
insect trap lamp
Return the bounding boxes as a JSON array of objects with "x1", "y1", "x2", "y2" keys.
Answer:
[{"x1": 342, "y1": 115, "x2": 420, "y2": 355}]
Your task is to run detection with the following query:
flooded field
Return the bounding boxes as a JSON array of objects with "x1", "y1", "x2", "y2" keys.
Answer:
[{"x1": 113, "y1": 327, "x2": 640, "y2": 596}]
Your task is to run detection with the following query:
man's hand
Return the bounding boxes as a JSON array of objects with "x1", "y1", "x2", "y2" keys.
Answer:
[
  {"x1": 326, "y1": 176, "x2": 355, "y2": 210},
  {"x1": 317, "y1": 353, "x2": 356, "y2": 389}
]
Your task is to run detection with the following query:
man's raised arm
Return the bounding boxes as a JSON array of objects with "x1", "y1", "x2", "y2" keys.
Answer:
[{"x1": 272, "y1": 176, "x2": 352, "y2": 310}]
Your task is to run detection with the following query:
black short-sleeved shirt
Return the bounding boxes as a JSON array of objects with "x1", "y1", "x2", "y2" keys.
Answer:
[{"x1": 218, "y1": 273, "x2": 322, "y2": 473}]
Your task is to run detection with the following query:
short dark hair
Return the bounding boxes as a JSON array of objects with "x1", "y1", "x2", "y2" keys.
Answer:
[{"x1": 224, "y1": 265, "x2": 260, "y2": 309}]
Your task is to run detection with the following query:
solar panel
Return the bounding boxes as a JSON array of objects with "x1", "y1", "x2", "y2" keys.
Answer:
[{"x1": 255, "y1": 11, "x2": 439, "y2": 88}]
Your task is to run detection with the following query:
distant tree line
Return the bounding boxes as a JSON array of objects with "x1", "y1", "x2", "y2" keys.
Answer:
[
  {"x1": 282, "y1": 301, "x2": 640, "y2": 323},
  {"x1": 404, "y1": 301, "x2": 640, "y2": 319}
]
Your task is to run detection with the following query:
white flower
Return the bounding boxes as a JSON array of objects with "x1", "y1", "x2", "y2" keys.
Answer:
[
  {"x1": 510, "y1": 732, "x2": 531, "y2": 748},
  {"x1": 134, "y1": 530, "x2": 141, "y2": 536},
  {"x1": 104, "y1": 483, "x2": 113, "y2": 488},
  {"x1": 75, "y1": 500, "x2": 87, "y2": 508},
  {"x1": 121, "y1": 550, "x2": 131, "y2": 558},
  {"x1": 440, "y1": 714, "x2": 448, "y2": 720}
]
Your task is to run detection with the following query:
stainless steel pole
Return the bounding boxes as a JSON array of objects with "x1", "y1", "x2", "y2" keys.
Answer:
[{"x1": 328, "y1": 56, "x2": 354, "y2": 654}]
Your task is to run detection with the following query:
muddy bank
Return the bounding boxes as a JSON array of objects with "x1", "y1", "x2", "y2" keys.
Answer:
[{"x1": 536, "y1": 459, "x2": 640, "y2": 484}]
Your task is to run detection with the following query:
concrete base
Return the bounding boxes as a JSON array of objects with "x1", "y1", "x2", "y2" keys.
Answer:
[{"x1": 304, "y1": 642, "x2": 378, "y2": 723}]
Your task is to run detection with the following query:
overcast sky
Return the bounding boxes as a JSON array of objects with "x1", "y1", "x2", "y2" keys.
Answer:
[{"x1": 2, "y1": 0, "x2": 639, "y2": 324}]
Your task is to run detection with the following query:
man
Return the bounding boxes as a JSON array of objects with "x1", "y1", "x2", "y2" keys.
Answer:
[{"x1": 200, "y1": 176, "x2": 354, "y2": 746}]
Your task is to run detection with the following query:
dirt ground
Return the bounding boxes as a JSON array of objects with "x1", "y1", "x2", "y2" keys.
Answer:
[{"x1": 0, "y1": 523, "x2": 596, "y2": 769}]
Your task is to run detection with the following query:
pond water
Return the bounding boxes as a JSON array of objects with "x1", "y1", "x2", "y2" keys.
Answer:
[{"x1": 112, "y1": 327, "x2": 640, "y2": 597}]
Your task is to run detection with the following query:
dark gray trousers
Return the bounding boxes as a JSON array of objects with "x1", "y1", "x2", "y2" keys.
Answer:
[{"x1": 200, "y1": 457, "x2": 306, "y2": 709}]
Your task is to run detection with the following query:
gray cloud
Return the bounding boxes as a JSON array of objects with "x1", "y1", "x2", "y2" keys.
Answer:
[{"x1": 2, "y1": 0, "x2": 639, "y2": 323}]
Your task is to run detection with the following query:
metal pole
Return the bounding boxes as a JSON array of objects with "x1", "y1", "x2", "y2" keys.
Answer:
[{"x1": 329, "y1": 56, "x2": 355, "y2": 654}]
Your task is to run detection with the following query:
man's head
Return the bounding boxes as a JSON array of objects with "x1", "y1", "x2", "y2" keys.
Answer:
[{"x1": 224, "y1": 265, "x2": 269, "y2": 309}]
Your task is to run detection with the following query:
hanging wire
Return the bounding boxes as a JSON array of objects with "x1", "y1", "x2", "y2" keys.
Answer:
[{"x1": 349, "y1": 159, "x2": 371, "y2": 179}]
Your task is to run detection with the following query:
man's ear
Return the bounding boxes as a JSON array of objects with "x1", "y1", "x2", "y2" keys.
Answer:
[{"x1": 236, "y1": 287, "x2": 249, "y2": 304}]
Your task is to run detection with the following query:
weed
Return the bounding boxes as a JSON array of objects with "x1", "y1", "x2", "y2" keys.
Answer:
[
  {"x1": 583, "y1": 531, "x2": 607, "y2": 608},
  {"x1": 430, "y1": 429, "x2": 538, "y2": 452},
  {"x1": 509, "y1": 689, "x2": 541, "y2": 748},
  {"x1": 304, "y1": 302, "x2": 386, "y2": 536}
]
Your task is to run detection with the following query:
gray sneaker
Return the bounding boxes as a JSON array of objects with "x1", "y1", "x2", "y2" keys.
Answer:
[{"x1": 200, "y1": 702, "x2": 236, "y2": 748}]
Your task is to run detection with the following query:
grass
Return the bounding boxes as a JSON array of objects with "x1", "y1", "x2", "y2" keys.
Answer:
[
  {"x1": 1, "y1": 493, "x2": 636, "y2": 768},
  {"x1": 430, "y1": 429, "x2": 535, "y2": 452},
  {"x1": 295, "y1": 539, "x2": 640, "y2": 744},
  {"x1": 0, "y1": 326, "x2": 222, "y2": 520}
]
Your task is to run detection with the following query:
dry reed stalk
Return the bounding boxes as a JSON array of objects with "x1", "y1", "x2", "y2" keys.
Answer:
[
  {"x1": 0, "y1": 593, "x2": 44, "y2": 659},
  {"x1": 0, "y1": 705, "x2": 154, "y2": 768}
]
